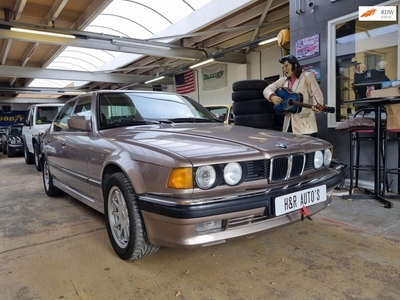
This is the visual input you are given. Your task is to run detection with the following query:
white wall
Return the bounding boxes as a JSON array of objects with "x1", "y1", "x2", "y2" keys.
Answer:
[
  {"x1": 186, "y1": 44, "x2": 284, "y2": 106},
  {"x1": 259, "y1": 45, "x2": 285, "y2": 79},
  {"x1": 190, "y1": 63, "x2": 249, "y2": 106}
]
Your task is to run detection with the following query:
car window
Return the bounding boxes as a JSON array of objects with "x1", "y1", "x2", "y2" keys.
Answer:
[
  {"x1": 26, "y1": 108, "x2": 33, "y2": 126},
  {"x1": 36, "y1": 106, "x2": 63, "y2": 125},
  {"x1": 73, "y1": 96, "x2": 92, "y2": 121},
  {"x1": 206, "y1": 107, "x2": 229, "y2": 121},
  {"x1": 53, "y1": 101, "x2": 75, "y2": 132}
]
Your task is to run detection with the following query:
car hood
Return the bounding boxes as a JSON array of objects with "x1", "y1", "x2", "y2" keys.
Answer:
[{"x1": 102, "y1": 123, "x2": 331, "y2": 162}]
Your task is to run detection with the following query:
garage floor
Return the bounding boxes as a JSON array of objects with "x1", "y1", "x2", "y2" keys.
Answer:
[{"x1": 1, "y1": 155, "x2": 399, "y2": 300}]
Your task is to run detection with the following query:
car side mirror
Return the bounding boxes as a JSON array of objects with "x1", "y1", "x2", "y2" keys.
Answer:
[
  {"x1": 24, "y1": 119, "x2": 30, "y2": 126},
  {"x1": 68, "y1": 115, "x2": 91, "y2": 132}
]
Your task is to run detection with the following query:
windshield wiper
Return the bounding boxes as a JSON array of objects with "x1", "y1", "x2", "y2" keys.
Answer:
[
  {"x1": 100, "y1": 119, "x2": 160, "y2": 129},
  {"x1": 167, "y1": 117, "x2": 216, "y2": 123}
]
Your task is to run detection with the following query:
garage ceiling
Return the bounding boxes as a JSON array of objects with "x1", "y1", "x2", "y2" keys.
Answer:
[{"x1": 0, "y1": 0, "x2": 289, "y2": 100}]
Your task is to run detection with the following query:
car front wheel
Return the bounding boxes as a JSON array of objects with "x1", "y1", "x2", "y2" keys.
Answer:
[
  {"x1": 43, "y1": 159, "x2": 62, "y2": 197},
  {"x1": 24, "y1": 143, "x2": 35, "y2": 164},
  {"x1": 34, "y1": 143, "x2": 42, "y2": 171},
  {"x1": 7, "y1": 146, "x2": 12, "y2": 157},
  {"x1": 104, "y1": 172, "x2": 159, "y2": 260}
]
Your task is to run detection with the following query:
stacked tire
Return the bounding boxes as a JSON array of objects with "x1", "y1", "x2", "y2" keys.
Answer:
[{"x1": 232, "y1": 80, "x2": 284, "y2": 130}]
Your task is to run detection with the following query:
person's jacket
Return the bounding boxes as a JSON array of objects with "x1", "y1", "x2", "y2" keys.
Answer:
[{"x1": 263, "y1": 70, "x2": 323, "y2": 135}]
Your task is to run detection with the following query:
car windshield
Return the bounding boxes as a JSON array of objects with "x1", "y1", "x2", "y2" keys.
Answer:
[
  {"x1": 98, "y1": 92, "x2": 220, "y2": 128},
  {"x1": 9, "y1": 125, "x2": 23, "y2": 135}
]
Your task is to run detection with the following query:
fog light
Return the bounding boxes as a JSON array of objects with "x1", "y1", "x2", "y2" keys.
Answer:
[{"x1": 195, "y1": 220, "x2": 223, "y2": 233}]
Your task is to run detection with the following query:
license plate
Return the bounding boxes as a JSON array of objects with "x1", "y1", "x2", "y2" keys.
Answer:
[{"x1": 275, "y1": 185, "x2": 327, "y2": 216}]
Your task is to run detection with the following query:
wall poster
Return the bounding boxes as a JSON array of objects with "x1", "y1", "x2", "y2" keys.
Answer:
[
  {"x1": 303, "y1": 62, "x2": 321, "y2": 82},
  {"x1": 295, "y1": 34, "x2": 320, "y2": 60}
]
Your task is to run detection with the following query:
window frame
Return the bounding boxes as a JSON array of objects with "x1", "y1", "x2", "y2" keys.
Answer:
[{"x1": 327, "y1": 0, "x2": 400, "y2": 128}]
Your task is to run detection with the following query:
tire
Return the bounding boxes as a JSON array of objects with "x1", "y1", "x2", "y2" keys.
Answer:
[
  {"x1": 3, "y1": 144, "x2": 7, "y2": 155},
  {"x1": 273, "y1": 114, "x2": 285, "y2": 131},
  {"x1": 233, "y1": 99, "x2": 275, "y2": 115},
  {"x1": 232, "y1": 80, "x2": 268, "y2": 91},
  {"x1": 234, "y1": 113, "x2": 275, "y2": 129},
  {"x1": 34, "y1": 143, "x2": 42, "y2": 172},
  {"x1": 24, "y1": 144, "x2": 35, "y2": 165},
  {"x1": 43, "y1": 158, "x2": 63, "y2": 197},
  {"x1": 7, "y1": 147, "x2": 12, "y2": 157},
  {"x1": 104, "y1": 172, "x2": 159, "y2": 260},
  {"x1": 232, "y1": 90, "x2": 265, "y2": 102}
]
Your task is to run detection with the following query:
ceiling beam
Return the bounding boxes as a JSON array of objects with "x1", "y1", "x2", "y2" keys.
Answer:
[
  {"x1": 0, "y1": 97, "x2": 67, "y2": 104},
  {"x1": 0, "y1": 65, "x2": 174, "y2": 84},
  {"x1": 0, "y1": 87, "x2": 88, "y2": 96},
  {"x1": 0, "y1": 27, "x2": 207, "y2": 61}
]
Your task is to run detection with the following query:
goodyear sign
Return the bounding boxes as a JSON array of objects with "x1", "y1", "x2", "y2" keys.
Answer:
[{"x1": 0, "y1": 110, "x2": 25, "y2": 127}]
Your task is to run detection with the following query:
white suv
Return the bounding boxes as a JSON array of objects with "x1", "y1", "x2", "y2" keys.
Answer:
[{"x1": 22, "y1": 103, "x2": 64, "y2": 171}]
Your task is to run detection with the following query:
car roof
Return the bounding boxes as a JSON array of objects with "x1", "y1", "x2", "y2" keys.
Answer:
[{"x1": 27, "y1": 103, "x2": 64, "y2": 109}]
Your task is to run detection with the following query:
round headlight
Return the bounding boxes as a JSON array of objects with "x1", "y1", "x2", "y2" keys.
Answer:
[
  {"x1": 224, "y1": 162, "x2": 242, "y2": 186},
  {"x1": 195, "y1": 165, "x2": 216, "y2": 189},
  {"x1": 324, "y1": 149, "x2": 332, "y2": 166},
  {"x1": 314, "y1": 150, "x2": 324, "y2": 169}
]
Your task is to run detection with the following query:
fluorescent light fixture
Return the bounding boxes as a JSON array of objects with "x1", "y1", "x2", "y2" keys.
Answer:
[
  {"x1": 258, "y1": 37, "x2": 278, "y2": 46},
  {"x1": 10, "y1": 27, "x2": 76, "y2": 39},
  {"x1": 145, "y1": 76, "x2": 165, "y2": 84},
  {"x1": 189, "y1": 58, "x2": 215, "y2": 69},
  {"x1": 111, "y1": 39, "x2": 171, "y2": 50}
]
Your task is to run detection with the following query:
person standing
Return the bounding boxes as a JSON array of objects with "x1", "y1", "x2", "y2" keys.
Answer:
[{"x1": 263, "y1": 55, "x2": 323, "y2": 137}]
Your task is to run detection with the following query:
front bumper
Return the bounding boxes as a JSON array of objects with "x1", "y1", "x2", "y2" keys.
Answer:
[
  {"x1": 8, "y1": 144, "x2": 24, "y2": 154},
  {"x1": 138, "y1": 169, "x2": 343, "y2": 248}
]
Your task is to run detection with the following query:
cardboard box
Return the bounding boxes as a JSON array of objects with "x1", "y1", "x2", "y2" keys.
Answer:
[
  {"x1": 381, "y1": 80, "x2": 400, "y2": 89},
  {"x1": 386, "y1": 103, "x2": 400, "y2": 130},
  {"x1": 370, "y1": 86, "x2": 400, "y2": 98},
  {"x1": 369, "y1": 86, "x2": 400, "y2": 129}
]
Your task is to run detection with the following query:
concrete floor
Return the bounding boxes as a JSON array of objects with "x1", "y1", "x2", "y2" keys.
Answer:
[{"x1": 0, "y1": 155, "x2": 399, "y2": 300}]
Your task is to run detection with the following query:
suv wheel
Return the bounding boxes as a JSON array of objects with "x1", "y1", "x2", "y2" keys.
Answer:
[
  {"x1": 34, "y1": 143, "x2": 42, "y2": 171},
  {"x1": 24, "y1": 143, "x2": 35, "y2": 164}
]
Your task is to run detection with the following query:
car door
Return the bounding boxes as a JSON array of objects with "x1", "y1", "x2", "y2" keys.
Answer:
[{"x1": 47, "y1": 96, "x2": 93, "y2": 200}]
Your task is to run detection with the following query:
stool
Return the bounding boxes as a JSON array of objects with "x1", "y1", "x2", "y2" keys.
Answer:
[
  {"x1": 347, "y1": 108, "x2": 387, "y2": 195},
  {"x1": 383, "y1": 129, "x2": 400, "y2": 195}
]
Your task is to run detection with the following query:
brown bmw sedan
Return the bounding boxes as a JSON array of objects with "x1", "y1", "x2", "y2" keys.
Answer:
[{"x1": 41, "y1": 90, "x2": 343, "y2": 260}]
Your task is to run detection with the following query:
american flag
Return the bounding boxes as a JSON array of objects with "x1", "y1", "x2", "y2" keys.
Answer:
[{"x1": 175, "y1": 70, "x2": 195, "y2": 94}]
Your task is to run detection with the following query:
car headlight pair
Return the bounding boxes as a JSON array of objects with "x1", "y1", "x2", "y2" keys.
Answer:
[
  {"x1": 196, "y1": 162, "x2": 243, "y2": 189},
  {"x1": 314, "y1": 149, "x2": 332, "y2": 169},
  {"x1": 8, "y1": 139, "x2": 22, "y2": 145}
]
